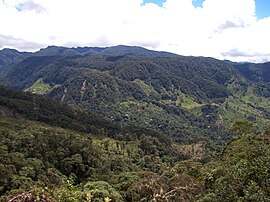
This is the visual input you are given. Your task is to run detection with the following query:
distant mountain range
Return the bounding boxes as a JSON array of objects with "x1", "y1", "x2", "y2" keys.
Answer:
[
  {"x1": 1, "y1": 45, "x2": 270, "y2": 143},
  {"x1": 0, "y1": 45, "x2": 177, "y2": 75}
]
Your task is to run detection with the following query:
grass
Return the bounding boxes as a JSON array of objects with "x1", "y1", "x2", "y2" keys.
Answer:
[
  {"x1": 25, "y1": 78, "x2": 60, "y2": 95},
  {"x1": 221, "y1": 94, "x2": 270, "y2": 132},
  {"x1": 179, "y1": 93, "x2": 202, "y2": 109},
  {"x1": 132, "y1": 79, "x2": 158, "y2": 97},
  {"x1": 132, "y1": 79, "x2": 201, "y2": 109}
]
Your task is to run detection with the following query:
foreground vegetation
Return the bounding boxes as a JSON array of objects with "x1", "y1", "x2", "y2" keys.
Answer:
[
  {"x1": 1, "y1": 113, "x2": 270, "y2": 201},
  {"x1": 0, "y1": 87, "x2": 270, "y2": 201}
]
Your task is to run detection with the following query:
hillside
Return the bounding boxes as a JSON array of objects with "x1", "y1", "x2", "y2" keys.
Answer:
[
  {"x1": 0, "y1": 86, "x2": 176, "y2": 142},
  {"x1": 1, "y1": 45, "x2": 270, "y2": 143},
  {"x1": 0, "y1": 45, "x2": 176, "y2": 78},
  {"x1": 0, "y1": 86, "x2": 205, "y2": 201},
  {"x1": 1, "y1": 91, "x2": 270, "y2": 201},
  {"x1": 1, "y1": 46, "x2": 270, "y2": 201},
  {"x1": 0, "y1": 48, "x2": 30, "y2": 76},
  {"x1": 235, "y1": 62, "x2": 270, "y2": 83}
]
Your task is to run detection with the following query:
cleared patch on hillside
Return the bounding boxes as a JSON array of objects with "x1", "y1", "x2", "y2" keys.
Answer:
[{"x1": 25, "y1": 78, "x2": 60, "y2": 95}]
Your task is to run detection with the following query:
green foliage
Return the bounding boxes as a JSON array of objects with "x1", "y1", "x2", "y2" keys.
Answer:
[
  {"x1": 25, "y1": 78, "x2": 60, "y2": 95},
  {"x1": 84, "y1": 181, "x2": 123, "y2": 202},
  {"x1": 131, "y1": 172, "x2": 205, "y2": 202},
  {"x1": 2, "y1": 46, "x2": 270, "y2": 144},
  {"x1": 0, "y1": 114, "x2": 182, "y2": 201},
  {"x1": 1, "y1": 90, "x2": 270, "y2": 202},
  {"x1": 1, "y1": 46, "x2": 270, "y2": 201},
  {"x1": 0, "y1": 86, "x2": 122, "y2": 137},
  {"x1": 235, "y1": 62, "x2": 270, "y2": 83},
  {"x1": 173, "y1": 160, "x2": 203, "y2": 179},
  {"x1": 0, "y1": 86, "x2": 180, "y2": 145},
  {"x1": 113, "y1": 172, "x2": 140, "y2": 201},
  {"x1": 230, "y1": 119, "x2": 254, "y2": 136},
  {"x1": 200, "y1": 131, "x2": 270, "y2": 201},
  {"x1": 4, "y1": 48, "x2": 269, "y2": 143}
]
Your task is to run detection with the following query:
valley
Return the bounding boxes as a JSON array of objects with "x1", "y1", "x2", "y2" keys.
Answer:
[
  {"x1": 1, "y1": 46, "x2": 270, "y2": 143},
  {"x1": 0, "y1": 45, "x2": 270, "y2": 201}
]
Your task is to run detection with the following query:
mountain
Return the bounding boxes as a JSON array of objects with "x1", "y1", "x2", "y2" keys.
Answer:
[
  {"x1": 0, "y1": 86, "x2": 172, "y2": 142},
  {"x1": 0, "y1": 45, "x2": 176, "y2": 78},
  {"x1": 1, "y1": 46, "x2": 270, "y2": 201},
  {"x1": 235, "y1": 62, "x2": 270, "y2": 83},
  {"x1": 34, "y1": 45, "x2": 103, "y2": 56},
  {"x1": 95, "y1": 45, "x2": 178, "y2": 57},
  {"x1": 1, "y1": 86, "x2": 270, "y2": 201},
  {"x1": 0, "y1": 86, "x2": 187, "y2": 201},
  {"x1": 0, "y1": 48, "x2": 30, "y2": 76},
  {"x1": 36, "y1": 45, "x2": 177, "y2": 58},
  {"x1": 1, "y1": 45, "x2": 270, "y2": 144}
]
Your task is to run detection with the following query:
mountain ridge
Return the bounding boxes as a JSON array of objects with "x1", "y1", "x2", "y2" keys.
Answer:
[
  {"x1": 1, "y1": 45, "x2": 270, "y2": 143},
  {"x1": 1, "y1": 45, "x2": 270, "y2": 202}
]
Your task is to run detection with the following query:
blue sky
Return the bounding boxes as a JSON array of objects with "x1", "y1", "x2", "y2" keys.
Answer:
[
  {"x1": 143, "y1": 0, "x2": 165, "y2": 6},
  {"x1": 144, "y1": 0, "x2": 270, "y2": 19},
  {"x1": 255, "y1": 0, "x2": 270, "y2": 19}
]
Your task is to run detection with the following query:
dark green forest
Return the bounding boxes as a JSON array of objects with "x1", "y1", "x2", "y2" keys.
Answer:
[
  {"x1": 2, "y1": 46, "x2": 270, "y2": 144},
  {"x1": 1, "y1": 45, "x2": 270, "y2": 201},
  {"x1": 1, "y1": 86, "x2": 270, "y2": 201}
]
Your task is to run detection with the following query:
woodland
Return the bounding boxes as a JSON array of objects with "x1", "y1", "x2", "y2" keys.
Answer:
[{"x1": 0, "y1": 46, "x2": 270, "y2": 201}]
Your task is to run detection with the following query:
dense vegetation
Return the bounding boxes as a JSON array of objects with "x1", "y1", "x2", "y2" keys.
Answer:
[
  {"x1": 1, "y1": 87, "x2": 270, "y2": 201},
  {"x1": 0, "y1": 87, "x2": 194, "y2": 201},
  {"x1": 1, "y1": 45, "x2": 270, "y2": 201},
  {"x1": 1, "y1": 46, "x2": 270, "y2": 144},
  {"x1": 0, "y1": 86, "x2": 175, "y2": 142},
  {"x1": 235, "y1": 62, "x2": 270, "y2": 83},
  {"x1": 0, "y1": 49, "x2": 30, "y2": 76}
]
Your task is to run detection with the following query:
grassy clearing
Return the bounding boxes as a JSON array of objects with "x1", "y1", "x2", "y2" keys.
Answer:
[
  {"x1": 25, "y1": 78, "x2": 60, "y2": 95},
  {"x1": 132, "y1": 79, "x2": 158, "y2": 97},
  {"x1": 179, "y1": 93, "x2": 202, "y2": 109}
]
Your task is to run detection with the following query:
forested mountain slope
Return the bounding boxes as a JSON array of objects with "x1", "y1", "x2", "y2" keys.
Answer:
[
  {"x1": 1, "y1": 46, "x2": 270, "y2": 201},
  {"x1": 235, "y1": 62, "x2": 270, "y2": 83},
  {"x1": 0, "y1": 86, "x2": 172, "y2": 142},
  {"x1": 0, "y1": 49, "x2": 30, "y2": 76},
  {"x1": 0, "y1": 85, "x2": 201, "y2": 201},
  {"x1": 1, "y1": 89, "x2": 270, "y2": 201},
  {"x1": 1, "y1": 45, "x2": 270, "y2": 143}
]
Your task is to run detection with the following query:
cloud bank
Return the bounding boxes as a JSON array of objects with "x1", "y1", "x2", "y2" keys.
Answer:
[{"x1": 0, "y1": 0, "x2": 269, "y2": 62}]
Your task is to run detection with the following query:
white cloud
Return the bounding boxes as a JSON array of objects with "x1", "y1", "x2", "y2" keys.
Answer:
[
  {"x1": 0, "y1": 34, "x2": 45, "y2": 50},
  {"x1": 0, "y1": 0, "x2": 269, "y2": 62}
]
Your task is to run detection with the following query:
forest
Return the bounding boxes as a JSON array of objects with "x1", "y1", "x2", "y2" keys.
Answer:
[
  {"x1": 0, "y1": 86, "x2": 270, "y2": 201},
  {"x1": 2, "y1": 46, "x2": 270, "y2": 145},
  {"x1": 1, "y1": 46, "x2": 270, "y2": 201}
]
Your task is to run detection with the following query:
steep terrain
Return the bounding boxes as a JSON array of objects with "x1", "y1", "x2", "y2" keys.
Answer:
[
  {"x1": 235, "y1": 62, "x2": 270, "y2": 83},
  {"x1": 0, "y1": 48, "x2": 30, "y2": 76},
  {"x1": 0, "y1": 45, "x2": 176, "y2": 79},
  {"x1": 1, "y1": 88, "x2": 270, "y2": 201},
  {"x1": 1, "y1": 46, "x2": 270, "y2": 201},
  {"x1": 0, "y1": 85, "x2": 204, "y2": 202},
  {"x1": 1, "y1": 45, "x2": 270, "y2": 143}
]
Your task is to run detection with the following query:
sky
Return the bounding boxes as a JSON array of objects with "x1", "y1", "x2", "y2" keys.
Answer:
[{"x1": 1, "y1": 0, "x2": 270, "y2": 62}]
